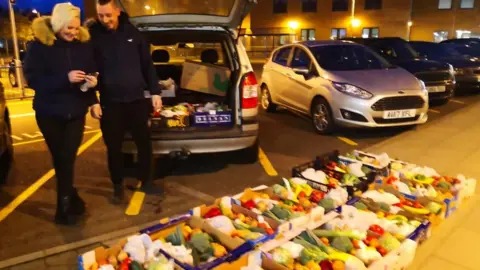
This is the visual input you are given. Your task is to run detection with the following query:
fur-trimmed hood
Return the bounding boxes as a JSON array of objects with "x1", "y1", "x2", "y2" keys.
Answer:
[{"x1": 32, "y1": 16, "x2": 90, "y2": 46}]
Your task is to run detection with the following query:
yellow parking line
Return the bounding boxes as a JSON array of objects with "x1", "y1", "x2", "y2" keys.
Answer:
[
  {"x1": 450, "y1": 99, "x2": 465, "y2": 104},
  {"x1": 12, "y1": 130, "x2": 101, "y2": 147},
  {"x1": 0, "y1": 132, "x2": 103, "y2": 223},
  {"x1": 125, "y1": 182, "x2": 145, "y2": 216},
  {"x1": 259, "y1": 147, "x2": 278, "y2": 177},
  {"x1": 337, "y1": 137, "x2": 358, "y2": 146},
  {"x1": 428, "y1": 109, "x2": 441, "y2": 113}
]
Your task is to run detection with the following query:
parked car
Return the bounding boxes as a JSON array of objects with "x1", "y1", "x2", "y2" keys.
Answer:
[
  {"x1": 441, "y1": 38, "x2": 480, "y2": 48},
  {"x1": 443, "y1": 43, "x2": 480, "y2": 58},
  {"x1": 409, "y1": 41, "x2": 480, "y2": 91},
  {"x1": 119, "y1": 0, "x2": 259, "y2": 163},
  {"x1": 8, "y1": 50, "x2": 27, "y2": 88},
  {"x1": 0, "y1": 81, "x2": 13, "y2": 185},
  {"x1": 343, "y1": 37, "x2": 455, "y2": 103},
  {"x1": 260, "y1": 41, "x2": 429, "y2": 134}
]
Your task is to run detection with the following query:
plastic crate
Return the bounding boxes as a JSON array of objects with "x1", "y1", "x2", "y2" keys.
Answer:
[{"x1": 291, "y1": 151, "x2": 375, "y2": 199}]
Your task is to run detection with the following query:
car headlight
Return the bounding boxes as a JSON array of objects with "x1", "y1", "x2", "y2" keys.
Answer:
[
  {"x1": 418, "y1": 79, "x2": 428, "y2": 97},
  {"x1": 332, "y1": 82, "x2": 373, "y2": 99}
]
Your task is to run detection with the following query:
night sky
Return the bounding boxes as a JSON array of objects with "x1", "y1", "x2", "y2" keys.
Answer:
[{"x1": 1, "y1": 0, "x2": 84, "y2": 14}]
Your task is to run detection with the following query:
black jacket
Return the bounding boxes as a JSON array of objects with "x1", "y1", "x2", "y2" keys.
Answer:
[
  {"x1": 24, "y1": 17, "x2": 98, "y2": 119},
  {"x1": 88, "y1": 12, "x2": 161, "y2": 104}
]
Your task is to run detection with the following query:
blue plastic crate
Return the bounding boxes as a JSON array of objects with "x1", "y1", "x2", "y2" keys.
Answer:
[{"x1": 191, "y1": 112, "x2": 233, "y2": 127}]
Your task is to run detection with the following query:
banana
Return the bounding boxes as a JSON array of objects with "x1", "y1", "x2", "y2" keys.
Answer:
[
  {"x1": 403, "y1": 205, "x2": 431, "y2": 215},
  {"x1": 386, "y1": 215, "x2": 408, "y2": 222}
]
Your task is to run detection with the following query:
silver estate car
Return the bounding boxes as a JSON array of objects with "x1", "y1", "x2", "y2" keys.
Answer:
[{"x1": 260, "y1": 41, "x2": 429, "y2": 134}]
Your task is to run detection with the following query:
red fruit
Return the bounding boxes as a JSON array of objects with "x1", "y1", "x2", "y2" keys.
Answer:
[
  {"x1": 369, "y1": 225, "x2": 385, "y2": 236},
  {"x1": 320, "y1": 260, "x2": 333, "y2": 270},
  {"x1": 413, "y1": 202, "x2": 423, "y2": 209},
  {"x1": 298, "y1": 191, "x2": 306, "y2": 198},
  {"x1": 377, "y1": 246, "x2": 388, "y2": 256},
  {"x1": 266, "y1": 228, "x2": 275, "y2": 235}
]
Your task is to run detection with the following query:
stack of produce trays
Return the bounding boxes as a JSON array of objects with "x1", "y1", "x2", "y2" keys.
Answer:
[
  {"x1": 232, "y1": 179, "x2": 349, "y2": 230},
  {"x1": 78, "y1": 214, "x2": 257, "y2": 270},
  {"x1": 292, "y1": 151, "x2": 376, "y2": 199}
]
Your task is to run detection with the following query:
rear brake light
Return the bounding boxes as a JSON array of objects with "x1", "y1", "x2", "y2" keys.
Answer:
[{"x1": 241, "y1": 72, "x2": 258, "y2": 109}]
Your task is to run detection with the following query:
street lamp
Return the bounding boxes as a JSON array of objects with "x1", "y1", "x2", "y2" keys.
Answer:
[
  {"x1": 32, "y1": 9, "x2": 40, "y2": 17},
  {"x1": 407, "y1": 21, "x2": 413, "y2": 27},
  {"x1": 351, "y1": 18, "x2": 361, "y2": 28},
  {"x1": 288, "y1": 21, "x2": 299, "y2": 30}
]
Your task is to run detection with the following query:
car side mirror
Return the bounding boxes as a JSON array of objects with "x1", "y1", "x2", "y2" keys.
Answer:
[{"x1": 293, "y1": 67, "x2": 310, "y2": 76}]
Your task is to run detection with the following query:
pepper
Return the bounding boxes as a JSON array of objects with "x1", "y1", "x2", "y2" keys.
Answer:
[
  {"x1": 204, "y1": 207, "x2": 222, "y2": 218},
  {"x1": 119, "y1": 257, "x2": 131, "y2": 270},
  {"x1": 309, "y1": 191, "x2": 325, "y2": 203},
  {"x1": 298, "y1": 191, "x2": 306, "y2": 198},
  {"x1": 242, "y1": 200, "x2": 257, "y2": 210},
  {"x1": 368, "y1": 225, "x2": 385, "y2": 236}
]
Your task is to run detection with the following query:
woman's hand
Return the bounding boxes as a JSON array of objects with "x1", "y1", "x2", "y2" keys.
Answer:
[
  {"x1": 68, "y1": 70, "x2": 86, "y2": 83},
  {"x1": 90, "y1": 104, "x2": 102, "y2": 119},
  {"x1": 85, "y1": 75, "x2": 98, "y2": 88}
]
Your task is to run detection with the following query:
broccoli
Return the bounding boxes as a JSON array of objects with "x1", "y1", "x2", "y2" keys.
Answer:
[
  {"x1": 318, "y1": 198, "x2": 336, "y2": 212},
  {"x1": 331, "y1": 236, "x2": 353, "y2": 253},
  {"x1": 378, "y1": 202, "x2": 391, "y2": 212},
  {"x1": 354, "y1": 202, "x2": 368, "y2": 210}
]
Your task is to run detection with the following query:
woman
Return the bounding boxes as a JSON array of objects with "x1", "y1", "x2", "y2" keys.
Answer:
[{"x1": 24, "y1": 3, "x2": 98, "y2": 225}]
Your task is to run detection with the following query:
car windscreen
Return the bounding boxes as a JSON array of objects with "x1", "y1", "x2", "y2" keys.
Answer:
[
  {"x1": 411, "y1": 43, "x2": 463, "y2": 58},
  {"x1": 309, "y1": 45, "x2": 394, "y2": 71}
]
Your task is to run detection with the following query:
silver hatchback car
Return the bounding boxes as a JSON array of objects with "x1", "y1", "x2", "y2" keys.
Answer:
[{"x1": 261, "y1": 41, "x2": 429, "y2": 134}]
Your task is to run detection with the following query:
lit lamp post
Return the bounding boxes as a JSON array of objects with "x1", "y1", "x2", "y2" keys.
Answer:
[
  {"x1": 288, "y1": 20, "x2": 299, "y2": 42},
  {"x1": 407, "y1": 21, "x2": 413, "y2": 41},
  {"x1": 32, "y1": 9, "x2": 40, "y2": 17}
]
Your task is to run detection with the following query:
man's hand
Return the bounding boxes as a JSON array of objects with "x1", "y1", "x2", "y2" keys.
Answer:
[
  {"x1": 152, "y1": 95, "x2": 162, "y2": 112},
  {"x1": 90, "y1": 104, "x2": 102, "y2": 119},
  {"x1": 68, "y1": 70, "x2": 86, "y2": 83},
  {"x1": 85, "y1": 75, "x2": 98, "y2": 88}
]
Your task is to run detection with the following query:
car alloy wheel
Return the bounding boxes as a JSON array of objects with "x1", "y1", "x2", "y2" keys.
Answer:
[
  {"x1": 313, "y1": 104, "x2": 329, "y2": 131},
  {"x1": 261, "y1": 88, "x2": 270, "y2": 110}
]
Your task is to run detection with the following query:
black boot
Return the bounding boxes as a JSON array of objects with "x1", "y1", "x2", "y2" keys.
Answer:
[
  {"x1": 141, "y1": 181, "x2": 165, "y2": 196},
  {"x1": 55, "y1": 196, "x2": 77, "y2": 225},
  {"x1": 71, "y1": 189, "x2": 86, "y2": 216},
  {"x1": 111, "y1": 184, "x2": 127, "y2": 205}
]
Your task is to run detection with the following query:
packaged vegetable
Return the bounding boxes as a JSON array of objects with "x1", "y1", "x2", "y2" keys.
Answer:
[
  {"x1": 331, "y1": 237, "x2": 353, "y2": 253},
  {"x1": 300, "y1": 247, "x2": 329, "y2": 265},
  {"x1": 379, "y1": 233, "x2": 401, "y2": 252},
  {"x1": 272, "y1": 247, "x2": 294, "y2": 266},
  {"x1": 281, "y1": 241, "x2": 305, "y2": 259},
  {"x1": 318, "y1": 198, "x2": 336, "y2": 212}
]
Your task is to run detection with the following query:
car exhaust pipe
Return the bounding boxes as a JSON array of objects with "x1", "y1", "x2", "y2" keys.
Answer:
[{"x1": 168, "y1": 148, "x2": 191, "y2": 160}]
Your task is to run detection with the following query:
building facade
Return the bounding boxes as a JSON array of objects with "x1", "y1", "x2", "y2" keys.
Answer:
[{"x1": 249, "y1": 0, "x2": 480, "y2": 42}]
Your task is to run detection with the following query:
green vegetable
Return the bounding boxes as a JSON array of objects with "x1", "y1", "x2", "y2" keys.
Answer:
[
  {"x1": 362, "y1": 166, "x2": 372, "y2": 175},
  {"x1": 354, "y1": 202, "x2": 368, "y2": 210},
  {"x1": 426, "y1": 202, "x2": 442, "y2": 214},
  {"x1": 331, "y1": 237, "x2": 353, "y2": 253},
  {"x1": 129, "y1": 261, "x2": 143, "y2": 270},
  {"x1": 342, "y1": 174, "x2": 359, "y2": 186},
  {"x1": 272, "y1": 248, "x2": 292, "y2": 266},
  {"x1": 437, "y1": 181, "x2": 452, "y2": 190},
  {"x1": 271, "y1": 205, "x2": 292, "y2": 220},
  {"x1": 299, "y1": 231, "x2": 335, "y2": 254},
  {"x1": 187, "y1": 233, "x2": 213, "y2": 263},
  {"x1": 300, "y1": 248, "x2": 328, "y2": 265},
  {"x1": 165, "y1": 226, "x2": 185, "y2": 246},
  {"x1": 415, "y1": 174, "x2": 426, "y2": 181},
  {"x1": 263, "y1": 209, "x2": 282, "y2": 222},
  {"x1": 273, "y1": 184, "x2": 288, "y2": 196},
  {"x1": 318, "y1": 198, "x2": 336, "y2": 212},
  {"x1": 345, "y1": 153, "x2": 356, "y2": 160},
  {"x1": 378, "y1": 202, "x2": 391, "y2": 212},
  {"x1": 379, "y1": 233, "x2": 401, "y2": 252},
  {"x1": 313, "y1": 230, "x2": 365, "y2": 240}
]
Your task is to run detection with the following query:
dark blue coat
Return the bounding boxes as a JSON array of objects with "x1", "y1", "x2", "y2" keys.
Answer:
[
  {"x1": 88, "y1": 12, "x2": 161, "y2": 104},
  {"x1": 24, "y1": 17, "x2": 98, "y2": 119}
]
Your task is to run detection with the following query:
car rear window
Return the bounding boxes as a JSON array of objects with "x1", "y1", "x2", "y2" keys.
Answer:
[
  {"x1": 310, "y1": 45, "x2": 393, "y2": 71},
  {"x1": 151, "y1": 42, "x2": 227, "y2": 66}
]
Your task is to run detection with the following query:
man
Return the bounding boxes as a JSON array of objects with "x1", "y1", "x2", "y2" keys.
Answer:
[{"x1": 88, "y1": 0, "x2": 163, "y2": 203}]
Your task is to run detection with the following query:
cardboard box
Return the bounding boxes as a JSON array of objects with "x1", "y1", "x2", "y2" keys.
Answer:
[
  {"x1": 180, "y1": 60, "x2": 231, "y2": 97},
  {"x1": 151, "y1": 114, "x2": 190, "y2": 129}
]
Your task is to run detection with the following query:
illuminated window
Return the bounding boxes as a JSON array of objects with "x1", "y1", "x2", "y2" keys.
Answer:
[
  {"x1": 460, "y1": 0, "x2": 474, "y2": 8},
  {"x1": 301, "y1": 29, "x2": 316, "y2": 41},
  {"x1": 365, "y1": 0, "x2": 382, "y2": 10},
  {"x1": 438, "y1": 0, "x2": 452, "y2": 9},
  {"x1": 273, "y1": 0, "x2": 288, "y2": 13},
  {"x1": 362, "y1": 28, "x2": 379, "y2": 38},
  {"x1": 331, "y1": 28, "x2": 347, "y2": 39},
  {"x1": 456, "y1": 30, "x2": 472, "y2": 38},
  {"x1": 433, "y1": 31, "x2": 449, "y2": 42},
  {"x1": 302, "y1": 0, "x2": 317, "y2": 12},
  {"x1": 332, "y1": 0, "x2": 348, "y2": 11}
]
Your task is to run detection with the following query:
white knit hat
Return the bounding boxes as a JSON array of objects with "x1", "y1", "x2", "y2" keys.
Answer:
[{"x1": 51, "y1": 3, "x2": 81, "y2": 33}]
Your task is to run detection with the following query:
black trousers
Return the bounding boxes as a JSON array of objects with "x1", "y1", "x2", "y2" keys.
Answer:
[
  {"x1": 36, "y1": 115, "x2": 85, "y2": 201},
  {"x1": 100, "y1": 99, "x2": 153, "y2": 185}
]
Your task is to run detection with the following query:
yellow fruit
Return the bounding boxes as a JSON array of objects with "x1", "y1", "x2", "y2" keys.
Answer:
[
  {"x1": 90, "y1": 262, "x2": 98, "y2": 270},
  {"x1": 211, "y1": 243, "x2": 227, "y2": 257},
  {"x1": 117, "y1": 251, "x2": 128, "y2": 262},
  {"x1": 251, "y1": 220, "x2": 259, "y2": 228},
  {"x1": 306, "y1": 261, "x2": 321, "y2": 270},
  {"x1": 377, "y1": 211, "x2": 385, "y2": 218},
  {"x1": 238, "y1": 213, "x2": 246, "y2": 222}
]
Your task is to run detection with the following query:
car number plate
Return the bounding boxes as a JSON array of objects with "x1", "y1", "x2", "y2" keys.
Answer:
[
  {"x1": 427, "y1": 86, "x2": 446, "y2": 93},
  {"x1": 383, "y1": 109, "x2": 416, "y2": 119}
]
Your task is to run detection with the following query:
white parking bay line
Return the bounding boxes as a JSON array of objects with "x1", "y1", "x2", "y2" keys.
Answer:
[
  {"x1": 11, "y1": 135, "x2": 23, "y2": 141},
  {"x1": 429, "y1": 109, "x2": 441, "y2": 113},
  {"x1": 450, "y1": 99, "x2": 465, "y2": 104}
]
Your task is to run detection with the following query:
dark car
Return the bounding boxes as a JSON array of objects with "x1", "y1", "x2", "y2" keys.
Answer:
[
  {"x1": 409, "y1": 41, "x2": 480, "y2": 91},
  {"x1": 444, "y1": 43, "x2": 480, "y2": 58},
  {"x1": 0, "y1": 82, "x2": 13, "y2": 185},
  {"x1": 343, "y1": 37, "x2": 455, "y2": 102},
  {"x1": 441, "y1": 38, "x2": 480, "y2": 48},
  {"x1": 8, "y1": 50, "x2": 27, "y2": 88}
]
